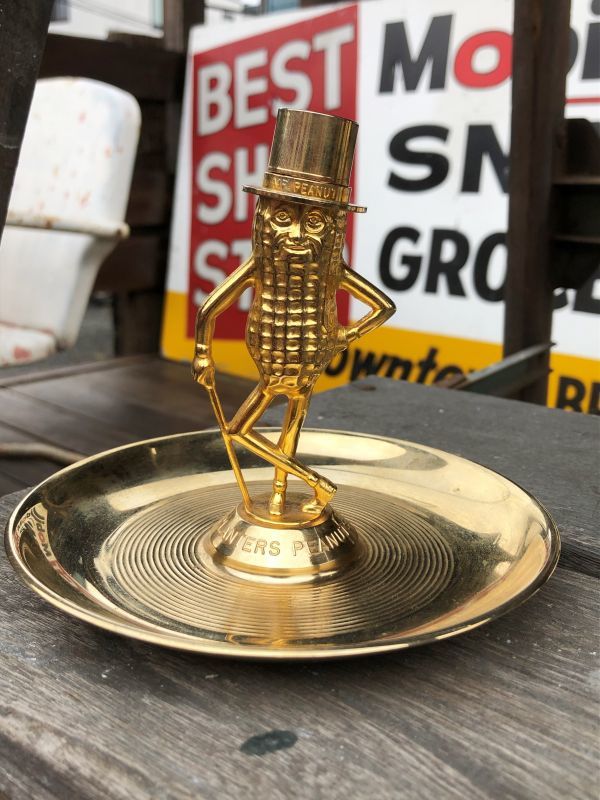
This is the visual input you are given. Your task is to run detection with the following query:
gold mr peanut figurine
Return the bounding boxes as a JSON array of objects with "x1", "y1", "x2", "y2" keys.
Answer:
[{"x1": 192, "y1": 110, "x2": 395, "y2": 521}]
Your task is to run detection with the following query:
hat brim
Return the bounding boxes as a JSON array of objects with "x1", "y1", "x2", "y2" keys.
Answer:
[{"x1": 243, "y1": 185, "x2": 366, "y2": 214}]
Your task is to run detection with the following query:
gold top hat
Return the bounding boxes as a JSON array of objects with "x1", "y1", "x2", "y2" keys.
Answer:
[{"x1": 243, "y1": 109, "x2": 366, "y2": 213}]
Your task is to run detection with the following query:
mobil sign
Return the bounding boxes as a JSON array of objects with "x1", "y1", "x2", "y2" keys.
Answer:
[{"x1": 163, "y1": 0, "x2": 600, "y2": 412}]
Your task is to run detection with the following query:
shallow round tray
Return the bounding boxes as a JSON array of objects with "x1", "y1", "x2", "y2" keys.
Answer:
[{"x1": 5, "y1": 429, "x2": 560, "y2": 660}]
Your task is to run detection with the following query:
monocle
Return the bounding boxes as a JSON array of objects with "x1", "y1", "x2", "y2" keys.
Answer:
[{"x1": 5, "y1": 110, "x2": 560, "y2": 659}]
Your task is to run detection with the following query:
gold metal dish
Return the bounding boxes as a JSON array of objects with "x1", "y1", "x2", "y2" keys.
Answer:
[{"x1": 5, "y1": 429, "x2": 559, "y2": 660}]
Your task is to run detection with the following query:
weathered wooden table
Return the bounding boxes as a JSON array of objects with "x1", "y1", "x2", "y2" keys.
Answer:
[{"x1": 0, "y1": 358, "x2": 598, "y2": 799}]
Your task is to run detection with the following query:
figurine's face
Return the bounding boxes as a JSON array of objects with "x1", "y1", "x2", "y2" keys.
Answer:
[{"x1": 259, "y1": 199, "x2": 342, "y2": 262}]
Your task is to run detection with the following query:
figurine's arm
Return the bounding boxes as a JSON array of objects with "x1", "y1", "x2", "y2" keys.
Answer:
[
  {"x1": 337, "y1": 264, "x2": 395, "y2": 350},
  {"x1": 193, "y1": 257, "x2": 255, "y2": 385}
]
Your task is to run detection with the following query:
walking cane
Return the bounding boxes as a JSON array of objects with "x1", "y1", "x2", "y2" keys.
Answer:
[{"x1": 204, "y1": 380, "x2": 252, "y2": 510}]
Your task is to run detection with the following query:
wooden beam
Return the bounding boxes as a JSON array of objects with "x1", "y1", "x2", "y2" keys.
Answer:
[
  {"x1": 40, "y1": 34, "x2": 184, "y2": 101},
  {"x1": 163, "y1": 0, "x2": 205, "y2": 53},
  {"x1": 0, "y1": 0, "x2": 54, "y2": 244},
  {"x1": 503, "y1": 0, "x2": 571, "y2": 404}
]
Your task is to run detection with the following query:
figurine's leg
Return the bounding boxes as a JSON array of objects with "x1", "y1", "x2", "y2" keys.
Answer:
[
  {"x1": 230, "y1": 426, "x2": 335, "y2": 515},
  {"x1": 227, "y1": 382, "x2": 273, "y2": 437},
  {"x1": 269, "y1": 393, "x2": 309, "y2": 516},
  {"x1": 229, "y1": 385, "x2": 335, "y2": 516}
]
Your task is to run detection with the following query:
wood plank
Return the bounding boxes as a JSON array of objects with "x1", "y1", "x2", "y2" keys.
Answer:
[
  {"x1": 0, "y1": 390, "x2": 138, "y2": 455},
  {"x1": 0, "y1": 489, "x2": 597, "y2": 800},
  {"x1": 69, "y1": 358, "x2": 253, "y2": 420},
  {"x1": 0, "y1": 376, "x2": 597, "y2": 798},
  {"x1": 86, "y1": 359, "x2": 254, "y2": 423},
  {"x1": 8, "y1": 360, "x2": 252, "y2": 449},
  {"x1": 0, "y1": 356, "x2": 152, "y2": 389},
  {"x1": 0, "y1": 467, "x2": 51, "y2": 496},
  {"x1": 0, "y1": 472, "x2": 30, "y2": 494},
  {"x1": 11, "y1": 377, "x2": 209, "y2": 442},
  {"x1": 0, "y1": 421, "x2": 60, "y2": 488}
]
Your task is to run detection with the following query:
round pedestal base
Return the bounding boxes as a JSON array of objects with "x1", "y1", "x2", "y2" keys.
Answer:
[{"x1": 204, "y1": 496, "x2": 360, "y2": 583}]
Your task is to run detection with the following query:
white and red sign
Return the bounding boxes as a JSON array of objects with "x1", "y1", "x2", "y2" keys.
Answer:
[{"x1": 163, "y1": 0, "x2": 600, "y2": 412}]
